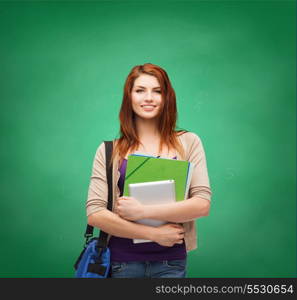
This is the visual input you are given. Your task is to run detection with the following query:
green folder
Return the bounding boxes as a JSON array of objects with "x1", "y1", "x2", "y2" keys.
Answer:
[{"x1": 123, "y1": 154, "x2": 190, "y2": 201}]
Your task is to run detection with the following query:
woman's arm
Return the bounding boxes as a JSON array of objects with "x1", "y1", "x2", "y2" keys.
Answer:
[
  {"x1": 88, "y1": 209, "x2": 185, "y2": 247},
  {"x1": 144, "y1": 196, "x2": 210, "y2": 222},
  {"x1": 88, "y1": 209, "x2": 154, "y2": 240},
  {"x1": 116, "y1": 195, "x2": 210, "y2": 223}
]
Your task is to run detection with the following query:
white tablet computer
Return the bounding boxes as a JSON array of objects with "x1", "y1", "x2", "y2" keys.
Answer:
[{"x1": 128, "y1": 180, "x2": 176, "y2": 243}]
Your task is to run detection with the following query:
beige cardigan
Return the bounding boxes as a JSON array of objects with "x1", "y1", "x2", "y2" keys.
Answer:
[{"x1": 86, "y1": 131, "x2": 212, "y2": 252}]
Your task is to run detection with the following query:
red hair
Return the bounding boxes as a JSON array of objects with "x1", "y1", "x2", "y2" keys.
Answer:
[{"x1": 110, "y1": 63, "x2": 188, "y2": 168}]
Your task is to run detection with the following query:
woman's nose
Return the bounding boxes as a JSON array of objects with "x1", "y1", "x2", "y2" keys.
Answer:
[{"x1": 144, "y1": 91, "x2": 154, "y2": 100}]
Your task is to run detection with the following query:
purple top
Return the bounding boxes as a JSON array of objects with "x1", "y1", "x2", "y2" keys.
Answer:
[{"x1": 108, "y1": 156, "x2": 187, "y2": 262}]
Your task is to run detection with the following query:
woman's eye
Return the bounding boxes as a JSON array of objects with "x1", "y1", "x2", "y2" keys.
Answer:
[{"x1": 136, "y1": 90, "x2": 161, "y2": 93}]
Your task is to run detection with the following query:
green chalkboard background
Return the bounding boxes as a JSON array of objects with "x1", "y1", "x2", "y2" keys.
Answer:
[{"x1": 0, "y1": 0, "x2": 295, "y2": 278}]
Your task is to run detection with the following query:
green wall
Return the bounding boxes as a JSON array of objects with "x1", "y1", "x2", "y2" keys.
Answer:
[{"x1": 0, "y1": 0, "x2": 295, "y2": 278}]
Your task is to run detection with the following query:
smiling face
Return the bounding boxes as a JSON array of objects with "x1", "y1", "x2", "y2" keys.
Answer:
[{"x1": 131, "y1": 74, "x2": 163, "y2": 121}]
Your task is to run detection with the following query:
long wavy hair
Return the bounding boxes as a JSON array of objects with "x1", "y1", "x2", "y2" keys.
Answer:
[{"x1": 109, "y1": 63, "x2": 188, "y2": 169}]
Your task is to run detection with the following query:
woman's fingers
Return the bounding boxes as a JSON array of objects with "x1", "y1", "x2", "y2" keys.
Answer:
[{"x1": 170, "y1": 223, "x2": 184, "y2": 231}]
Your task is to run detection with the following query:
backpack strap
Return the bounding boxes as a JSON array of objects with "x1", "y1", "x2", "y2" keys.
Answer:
[{"x1": 84, "y1": 140, "x2": 113, "y2": 247}]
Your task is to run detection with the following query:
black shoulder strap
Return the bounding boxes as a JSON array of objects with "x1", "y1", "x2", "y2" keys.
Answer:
[{"x1": 83, "y1": 140, "x2": 113, "y2": 247}]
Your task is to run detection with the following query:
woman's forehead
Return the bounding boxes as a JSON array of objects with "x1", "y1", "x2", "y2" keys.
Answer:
[{"x1": 134, "y1": 74, "x2": 160, "y2": 87}]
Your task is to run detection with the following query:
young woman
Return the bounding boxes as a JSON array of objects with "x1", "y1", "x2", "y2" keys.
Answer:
[{"x1": 86, "y1": 63, "x2": 212, "y2": 278}]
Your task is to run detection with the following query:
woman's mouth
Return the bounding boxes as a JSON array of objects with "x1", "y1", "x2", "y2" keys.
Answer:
[{"x1": 141, "y1": 105, "x2": 156, "y2": 111}]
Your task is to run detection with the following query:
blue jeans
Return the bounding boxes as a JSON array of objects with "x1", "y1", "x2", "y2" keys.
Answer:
[{"x1": 110, "y1": 259, "x2": 187, "y2": 278}]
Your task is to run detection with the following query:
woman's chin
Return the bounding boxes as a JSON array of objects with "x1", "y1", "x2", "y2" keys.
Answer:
[{"x1": 135, "y1": 112, "x2": 160, "y2": 120}]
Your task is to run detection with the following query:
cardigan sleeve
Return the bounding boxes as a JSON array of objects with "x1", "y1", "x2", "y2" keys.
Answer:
[
  {"x1": 86, "y1": 142, "x2": 109, "y2": 217},
  {"x1": 187, "y1": 133, "x2": 212, "y2": 201}
]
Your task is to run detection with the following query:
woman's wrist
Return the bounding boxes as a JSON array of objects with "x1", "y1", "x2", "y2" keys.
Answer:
[
  {"x1": 145, "y1": 226, "x2": 157, "y2": 241},
  {"x1": 139, "y1": 205, "x2": 152, "y2": 220}
]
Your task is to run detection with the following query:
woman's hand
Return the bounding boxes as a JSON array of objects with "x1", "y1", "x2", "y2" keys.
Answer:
[
  {"x1": 151, "y1": 223, "x2": 185, "y2": 247},
  {"x1": 115, "y1": 196, "x2": 145, "y2": 221}
]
